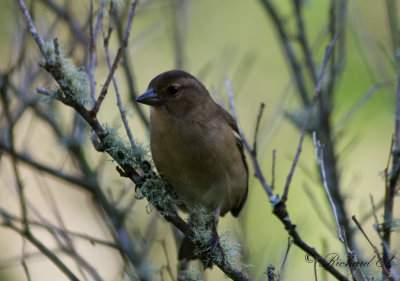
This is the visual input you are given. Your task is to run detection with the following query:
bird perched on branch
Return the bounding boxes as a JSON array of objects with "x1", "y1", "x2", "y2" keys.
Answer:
[{"x1": 135, "y1": 69, "x2": 248, "y2": 264}]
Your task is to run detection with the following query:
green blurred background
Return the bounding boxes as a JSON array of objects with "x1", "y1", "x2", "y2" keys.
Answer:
[{"x1": 0, "y1": 0, "x2": 398, "y2": 280}]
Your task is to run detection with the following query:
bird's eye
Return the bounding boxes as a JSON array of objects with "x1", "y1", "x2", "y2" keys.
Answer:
[{"x1": 167, "y1": 85, "x2": 180, "y2": 95}]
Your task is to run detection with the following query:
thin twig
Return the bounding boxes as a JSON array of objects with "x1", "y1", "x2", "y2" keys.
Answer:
[
  {"x1": 369, "y1": 195, "x2": 390, "y2": 254},
  {"x1": 40, "y1": 0, "x2": 88, "y2": 45},
  {"x1": 282, "y1": 34, "x2": 338, "y2": 202},
  {"x1": 271, "y1": 149, "x2": 276, "y2": 190},
  {"x1": 21, "y1": 239, "x2": 32, "y2": 281},
  {"x1": 17, "y1": 0, "x2": 48, "y2": 59},
  {"x1": 313, "y1": 132, "x2": 344, "y2": 242},
  {"x1": 340, "y1": 226, "x2": 365, "y2": 281},
  {"x1": 0, "y1": 208, "x2": 119, "y2": 249},
  {"x1": 252, "y1": 102, "x2": 265, "y2": 156},
  {"x1": 336, "y1": 80, "x2": 395, "y2": 130},
  {"x1": 313, "y1": 260, "x2": 318, "y2": 281},
  {"x1": 384, "y1": 1, "x2": 400, "y2": 269},
  {"x1": 359, "y1": 197, "x2": 385, "y2": 226},
  {"x1": 170, "y1": 0, "x2": 187, "y2": 69},
  {"x1": 293, "y1": 0, "x2": 317, "y2": 84},
  {"x1": 352, "y1": 216, "x2": 394, "y2": 281},
  {"x1": 0, "y1": 141, "x2": 97, "y2": 191},
  {"x1": 277, "y1": 237, "x2": 293, "y2": 280},
  {"x1": 102, "y1": 4, "x2": 136, "y2": 149},
  {"x1": 225, "y1": 78, "x2": 274, "y2": 198},
  {"x1": 1, "y1": 219, "x2": 80, "y2": 281},
  {"x1": 260, "y1": 0, "x2": 310, "y2": 106},
  {"x1": 91, "y1": 0, "x2": 138, "y2": 114},
  {"x1": 89, "y1": 0, "x2": 105, "y2": 105},
  {"x1": 112, "y1": 9, "x2": 150, "y2": 129}
]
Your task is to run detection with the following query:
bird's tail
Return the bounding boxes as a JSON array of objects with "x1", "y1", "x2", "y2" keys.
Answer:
[{"x1": 178, "y1": 236, "x2": 196, "y2": 261}]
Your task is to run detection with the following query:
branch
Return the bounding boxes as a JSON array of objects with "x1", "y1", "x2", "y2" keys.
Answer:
[
  {"x1": 0, "y1": 141, "x2": 97, "y2": 191},
  {"x1": 352, "y1": 216, "x2": 394, "y2": 281},
  {"x1": 112, "y1": 10, "x2": 150, "y2": 129},
  {"x1": 313, "y1": 133, "x2": 344, "y2": 243},
  {"x1": 91, "y1": 0, "x2": 138, "y2": 114},
  {"x1": 225, "y1": 78, "x2": 274, "y2": 198},
  {"x1": 88, "y1": 0, "x2": 105, "y2": 105},
  {"x1": 0, "y1": 218, "x2": 80, "y2": 281},
  {"x1": 383, "y1": 0, "x2": 400, "y2": 272},
  {"x1": 17, "y1": 0, "x2": 48, "y2": 59},
  {"x1": 102, "y1": 4, "x2": 136, "y2": 149},
  {"x1": 260, "y1": 0, "x2": 310, "y2": 106},
  {"x1": 282, "y1": 34, "x2": 338, "y2": 202},
  {"x1": 292, "y1": 0, "x2": 317, "y2": 84}
]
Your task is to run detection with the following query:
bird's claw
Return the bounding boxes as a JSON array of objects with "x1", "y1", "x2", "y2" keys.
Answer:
[{"x1": 203, "y1": 231, "x2": 225, "y2": 268}]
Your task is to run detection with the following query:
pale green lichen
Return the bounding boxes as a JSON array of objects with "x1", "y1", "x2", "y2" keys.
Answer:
[
  {"x1": 44, "y1": 41, "x2": 90, "y2": 105},
  {"x1": 178, "y1": 269, "x2": 204, "y2": 281},
  {"x1": 187, "y1": 206, "x2": 253, "y2": 270},
  {"x1": 135, "y1": 177, "x2": 181, "y2": 217},
  {"x1": 103, "y1": 124, "x2": 148, "y2": 169},
  {"x1": 215, "y1": 231, "x2": 242, "y2": 265},
  {"x1": 189, "y1": 206, "x2": 213, "y2": 255},
  {"x1": 390, "y1": 218, "x2": 400, "y2": 232},
  {"x1": 102, "y1": 123, "x2": 180, "y2": 216}
]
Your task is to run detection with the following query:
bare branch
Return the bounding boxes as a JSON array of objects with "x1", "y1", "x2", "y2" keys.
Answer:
[
  {"x1": 277, "y1": 237, "x2": 293, "y2": 280},
  {"x1": 313, "y1": 132, "x2": 344, "y2": 243},
  {"x1": 252, "y1": 102, "x2": 265, "y2": 156},
  {"x1": 282, "y1": 34, "x2": 338, "y2": 202},
  {"x1": 1, "y1": 219, "x2": 80, "y2": 281},
  {"x1": 17, "y1": 0, "x2": 48, "y2": 59},
  {"x1": 102, "y1": 4, "x2": 136, "y2": 149},
  {"x1": 225, "y1": 78, "x2": 274, "y2": 198},
  {"x1": 91, "y1": 0, "x2": 138, "y2": 114},
  {"x1": 259, "y1": 0, "x2": 310, "y2": 106},
  {"x1": 89, "y1": 0, "x2": 105, "y2": 105},
  {"x1": 352, "y1": 216, "x2": 394, "y2": 281}
]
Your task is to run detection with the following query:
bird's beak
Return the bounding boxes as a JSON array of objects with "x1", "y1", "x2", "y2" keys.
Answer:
[{"x1": 135, "y1": 88, "x2": 164, "y2": 106}]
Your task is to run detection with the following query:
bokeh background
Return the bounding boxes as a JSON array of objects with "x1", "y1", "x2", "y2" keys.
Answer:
[{"x1": 0, "y1": 0, "x2": 399, "y2": 280}]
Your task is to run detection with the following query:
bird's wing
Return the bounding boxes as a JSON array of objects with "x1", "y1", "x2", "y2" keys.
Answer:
[{"x1": 217, "y1": 105, "x2": 249, "y2": 217}]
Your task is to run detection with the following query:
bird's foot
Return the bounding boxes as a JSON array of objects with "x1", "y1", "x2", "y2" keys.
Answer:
[{"x1": 202, "y1": 224, "x2": 225, "y2": 268}]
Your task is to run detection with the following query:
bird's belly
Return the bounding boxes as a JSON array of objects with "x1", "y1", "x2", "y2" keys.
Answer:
[{"x1": 151, "y1": 123, "x2": 232, "y2": 212}]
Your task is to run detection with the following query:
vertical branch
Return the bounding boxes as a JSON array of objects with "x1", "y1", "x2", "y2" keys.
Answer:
[
  {"x1": 259, "y1": 0, "x2": 310, "y2": 106},
  {"x1": 313, "y1": 133, "x2": 344, "y2": 244},
  {"x1": 0, "y1": 76, "x2": 29, "y2": 231},
  {"x1": 17, "y1": 0, "x2": 48, "y2": 59},
  {"x1": 282, "y1": 35, "x2": 338, "y2": 202},
  {"x1": 170, "y1": 0, "x2": 188, "y2": 69},
  {"x1": 293, "y1": 0, "x2": 317, "y2": 84},
  {"x1": 352, "y1": 216, "x2": 394, "y2": 281},
  {"x1": 91, "y1": 0, "x2": 138, "y2": 114},
  {"x1": 385, "y1": 0, "x2": 400, "y2": 58},
  {"x1": 88, "y1": 0, "x2": 105, "y2": 105},
  {"x1": 102, "y1": 3, "x2": 136, "y2": 149},
  {"x1": 112, "y1": 10, "x2": 149, "y2": 129},
  {"x1": 384, "y1": 0, "x2": 400, "y2": 273},
  {"x1": 316, "y1": 0, "x2": 352, "y2": 251}
]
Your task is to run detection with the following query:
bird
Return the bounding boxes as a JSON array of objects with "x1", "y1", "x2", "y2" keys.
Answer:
[{"x1": 135, "y1": 69, "x2": 248, "y2": 263}]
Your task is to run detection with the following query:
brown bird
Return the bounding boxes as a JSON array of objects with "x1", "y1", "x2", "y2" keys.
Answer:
[{"x1": 136, "y1": 70, "x2": 248, "y2": 262}]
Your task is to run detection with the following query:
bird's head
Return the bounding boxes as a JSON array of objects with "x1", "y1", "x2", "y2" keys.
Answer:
[{"x1": 135, "y1": 70, "x2": 211, "y2": 116}]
